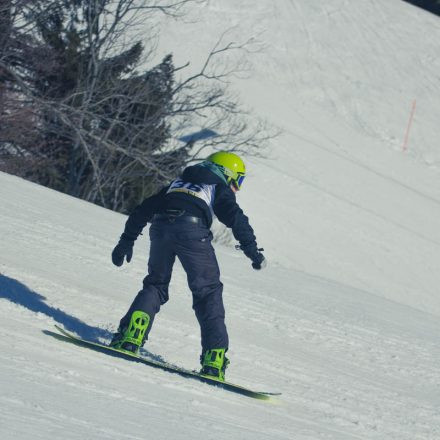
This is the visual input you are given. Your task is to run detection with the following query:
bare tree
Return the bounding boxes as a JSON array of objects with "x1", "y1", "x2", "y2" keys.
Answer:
[{"x1": 0, "y1": 0, "x2": 276, "y2": 213}]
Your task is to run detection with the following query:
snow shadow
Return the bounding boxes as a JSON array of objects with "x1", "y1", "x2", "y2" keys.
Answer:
[{"x1": 0, "y1": 274, "x2": 112, "y2": 341}]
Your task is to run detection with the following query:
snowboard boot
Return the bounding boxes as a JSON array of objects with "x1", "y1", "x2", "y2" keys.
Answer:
[
  {"x1": 110, "y1": 310, "x2": 150, "y2": 354},
  {"x1": 200, "y1": 348, "x2": 229, "y2": 382}
]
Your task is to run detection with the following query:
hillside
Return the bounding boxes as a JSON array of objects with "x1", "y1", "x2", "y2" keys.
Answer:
[
  {"x1": 157, "y1": 0, "x2": 440, "y2": 315},
  {"x1": 1, "y1": 1, "x2": 440, "y2": 439}
]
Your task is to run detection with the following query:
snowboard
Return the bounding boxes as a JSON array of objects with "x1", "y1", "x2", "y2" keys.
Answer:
[{"x1": 47, "y1": 325, "x2": 280, "y2": 401}]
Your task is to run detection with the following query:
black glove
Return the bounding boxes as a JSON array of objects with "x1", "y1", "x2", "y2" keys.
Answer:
[
  {"x1": 251, "y1": 251, "x2": 267, "y2": 270},
  {"x1": 111, "y1": 235, "x2": 134, "y2": 267},
  {"x1": 237, "y1": 244, "x2": 267, "y2": 271}
]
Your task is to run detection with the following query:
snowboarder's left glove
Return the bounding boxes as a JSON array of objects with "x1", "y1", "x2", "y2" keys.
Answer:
[
  {"x1": 251, "y1": 251, "x2": 267, "y2": 270},
  {"x1": 112, "y1": 234, "x2": 134, "y2": 267},
  {"x1": 237, "y1": 244, "x2": 267, "y2": 270}
]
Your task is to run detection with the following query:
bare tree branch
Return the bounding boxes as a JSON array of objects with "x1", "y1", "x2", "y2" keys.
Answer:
[{"x1": 1, "y1": 0, "x2": 278, "y2": 213}]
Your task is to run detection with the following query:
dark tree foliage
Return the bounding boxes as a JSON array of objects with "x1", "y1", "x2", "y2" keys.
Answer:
[
  {"x1": 1, "y1": 0, "x2": 273, "y2": 213},
  {"x1": 20, "y1": 1, "x2": 176, "y2": 211},
  {"x1": 0, "y1": 1, "x2": 44, "y2": 180},
  {"x1": 403, "y1": 0, "x2": 440, "y2": 15}
]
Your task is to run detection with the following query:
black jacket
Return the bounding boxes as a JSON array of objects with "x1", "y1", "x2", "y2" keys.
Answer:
[{"x1": 121, "y1": 164, "x2": 259, "y2": 258}]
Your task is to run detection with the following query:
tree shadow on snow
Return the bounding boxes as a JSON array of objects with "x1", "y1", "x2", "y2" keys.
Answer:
[
  {"x1": 0, "y1": 274, "x2": 112, "y2": 341},
  {"x1": 0, "y1": 274, "x2": 166, "y2": 362}
]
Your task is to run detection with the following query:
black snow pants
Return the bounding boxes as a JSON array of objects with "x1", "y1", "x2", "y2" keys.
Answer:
[{"x1": 119, "y1": 219, "x2": 228, "y2": 352}]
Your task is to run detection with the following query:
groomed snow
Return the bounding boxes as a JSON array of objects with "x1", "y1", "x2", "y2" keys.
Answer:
[{"x1": 1, "y1": 1, "x2": 440, "y2": 439}]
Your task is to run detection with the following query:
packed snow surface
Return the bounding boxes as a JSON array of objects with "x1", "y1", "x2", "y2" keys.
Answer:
[{"x1": 1, "y1": 1, "x2": 440, "y2": 439}]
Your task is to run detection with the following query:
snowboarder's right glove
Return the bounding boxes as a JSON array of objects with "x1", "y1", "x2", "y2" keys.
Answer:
[
  {"x1": 112, "y1": 234, "x2": 134, "y2": 267},
  {"x1": 251, "y1": 251, "x2": 267, "y2": 270}
]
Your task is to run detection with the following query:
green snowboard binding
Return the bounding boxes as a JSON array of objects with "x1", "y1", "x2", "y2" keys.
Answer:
[
  {"x1": 110, "y1": 310, "x2": 150, "y2": 354},
  {"x1": 200, "y1": 348, "x2": 229, "y2": 382}
]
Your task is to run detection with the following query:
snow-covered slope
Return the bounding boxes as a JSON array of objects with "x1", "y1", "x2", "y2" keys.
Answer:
[
  {"x1": 1, "y1": 1, "x2": 440, "y2": 439},
  {"x1": 158, "y1": 0, "x2": 440, "y2": 316}
]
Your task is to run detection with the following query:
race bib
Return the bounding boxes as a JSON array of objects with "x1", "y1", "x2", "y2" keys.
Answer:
[{"x1": 167, "y1": 179, "x2": 216, "y2": 213}]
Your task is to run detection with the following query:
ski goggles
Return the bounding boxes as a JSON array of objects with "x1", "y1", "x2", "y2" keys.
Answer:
[{"x1": 233, "y1": 173, "x2": 246, "y2": 190}]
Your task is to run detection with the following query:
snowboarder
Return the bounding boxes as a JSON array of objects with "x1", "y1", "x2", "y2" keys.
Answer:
[{"x1": 110, "y1": 151, "x2": 266, "y2": 381}]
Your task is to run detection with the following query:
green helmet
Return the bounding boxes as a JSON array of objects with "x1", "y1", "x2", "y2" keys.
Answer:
[{"x1": 206, "y1": 151, "x2": 246, "y2": 190}]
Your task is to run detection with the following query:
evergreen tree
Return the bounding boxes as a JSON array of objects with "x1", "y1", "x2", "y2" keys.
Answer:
[
  {"x1": 1, "y1": 0, "x2": 273, "y2": 213},
  {"x1": 20, "y1": 0, "x2": 177, "y2": 211}
]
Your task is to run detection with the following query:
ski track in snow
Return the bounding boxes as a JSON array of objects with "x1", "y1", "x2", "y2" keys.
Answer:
[
  {"x1": 2, "y1": 0, "x2": 440, "y2": 438},
  {"x1": 2, "y1": 169, "x2": 440, "y2": 439}
]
